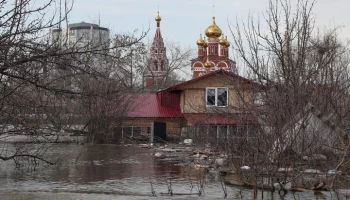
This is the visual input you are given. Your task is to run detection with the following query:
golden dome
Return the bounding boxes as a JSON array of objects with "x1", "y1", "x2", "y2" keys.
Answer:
[
  {"x1": 205, "y1": 16, "x2": 222, "y2": 39},
  {"x1": 219, "y1": 34, "x2": 226, "y2": 46},
  {"x1": 203, "y1": 37, "x2": 208, "y2": 48},
  {"x1": 155, "y1": 12, "x2": 161, "y2": 21},
  {"x1": 225, "y1": 36, "x2": 230, "y2": 47},
  {"x1": 196, "y1": 34, "x2": 205, "y2": 46},
  {"x1": 204, "y1": 57, "x2": 212, "y2": 69}
]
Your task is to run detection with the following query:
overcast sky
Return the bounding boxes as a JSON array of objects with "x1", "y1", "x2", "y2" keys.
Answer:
[{"x1": 67, "y1": 0, "x2": 350, "y2": 48}]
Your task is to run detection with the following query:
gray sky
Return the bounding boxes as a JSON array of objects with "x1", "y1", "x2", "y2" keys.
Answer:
[
  {"x1": 60, "y1": 0, "x2": 349, "y2": 79},
  {"x1": 67, "y1": 0, "x2": 350, "y2": 48}
]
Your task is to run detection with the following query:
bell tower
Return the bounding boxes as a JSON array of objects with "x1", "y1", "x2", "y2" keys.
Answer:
[{"x1": 145, "y1": 11, "x2": 168, "y2": 88}]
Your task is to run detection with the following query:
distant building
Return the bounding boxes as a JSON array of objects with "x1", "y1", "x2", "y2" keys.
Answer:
[
  {"x1": 144, "y1": 12, "x2": 168, "y2": 89},
  {"x1": 191, "y1": 16, "x2": 237, "y2": 78},
  {"x1": 52, "y1": 22, "x2": 110, "y2": 50},
  {"x1": 50, "y1": 22, "x2": 110, "y2": 93}
]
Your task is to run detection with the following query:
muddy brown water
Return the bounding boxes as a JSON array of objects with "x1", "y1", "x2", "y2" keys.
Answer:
[{"x1": 0, "y1": 144, "x2": 345, "y2": 199}]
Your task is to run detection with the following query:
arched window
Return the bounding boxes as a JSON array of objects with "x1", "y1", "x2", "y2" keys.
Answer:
[
  {"x1": 154, "y1": 61, "x2": 158, "y2": 71},
  {"x1": 160, "y1": 61, "x2": 164, "y2": 71}
]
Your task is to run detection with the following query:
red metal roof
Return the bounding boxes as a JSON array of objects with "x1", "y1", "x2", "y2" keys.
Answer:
[
  {"x1": 184, "y1": 113, "x2": 254, "y2": 125},
  {"x1": 127, "y1": 92, "x2": 183, "y2": 118}
]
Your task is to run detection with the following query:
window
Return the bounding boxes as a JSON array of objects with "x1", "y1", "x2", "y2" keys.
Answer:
[
  {"x1": 206, "y1": 87, "x2": 228, "y2": 106},
  {"x1": 123, "y1": 126, "x2": 141, "y2": 138},
  {"x1": 206, "y1": 125, "x2": 228, "y2": 145},
  {"x1": 218, "y1": 125, "x2": 228, "y2": 138},
  {"x1": 69, "y1": 29, "x2": 75, "y2": 36}
]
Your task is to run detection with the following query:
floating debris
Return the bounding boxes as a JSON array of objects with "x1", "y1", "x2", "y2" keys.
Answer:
[{"x1": 240, "y1": 166, "x2": 251, "y2": 170}]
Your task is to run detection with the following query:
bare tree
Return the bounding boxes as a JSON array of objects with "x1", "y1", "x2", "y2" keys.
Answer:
[
  {"x1": 0, "y1": 0, "x2": 147, "y2": 163},
  {"x1": 110, "y1": 33, "x2": 148, "y2": 90},
  {"x1": 227, "y1": 0, "x2": 350, "y2": 196},
  {"x1": 164, "y1": 41, "x2": 194, "y2": 84},
  {"x1": 138, "y1": 41, "x2": 194, "y2": 91}
]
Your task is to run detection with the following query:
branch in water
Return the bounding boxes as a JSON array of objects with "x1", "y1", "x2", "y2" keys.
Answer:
[{"x1": 0, "y1": 154, "x2": 56, "y2": 165}]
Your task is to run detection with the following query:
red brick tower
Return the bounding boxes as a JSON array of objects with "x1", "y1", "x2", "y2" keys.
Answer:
[
  {"x1": 191, "y1": 16, "x2": 236, "y2": 78},
  {"x1": 145, "y1": 12, "x2": 168, "y2": 87}
]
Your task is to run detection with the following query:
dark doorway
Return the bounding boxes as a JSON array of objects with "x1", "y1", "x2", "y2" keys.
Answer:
[{"x1": 152, "y1": 122, "x2": 166, "y2": 141}]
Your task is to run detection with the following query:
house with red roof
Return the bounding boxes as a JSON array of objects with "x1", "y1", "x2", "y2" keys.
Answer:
[
  {"x1": 122, "y1": 69, "x2": 259, "y2": 143},
  {"x1": 120, "y1": 12, "x2": 260, "y2": 143}
]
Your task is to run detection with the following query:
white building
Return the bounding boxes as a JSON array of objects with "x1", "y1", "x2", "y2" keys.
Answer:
[{"x1": 52, "y1": 22, "x2": 110, "y2": 50}]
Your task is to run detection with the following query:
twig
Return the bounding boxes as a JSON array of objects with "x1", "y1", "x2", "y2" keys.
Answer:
[
  {"x1": 0, "y1": 154, "x2": 55, "y2": 165},
  {"x1": 149, "y1": 178, "x2": 156, "y2": 196},
  {"x1": 220, "y1": 176, "x2": 228, "y2": 198}
]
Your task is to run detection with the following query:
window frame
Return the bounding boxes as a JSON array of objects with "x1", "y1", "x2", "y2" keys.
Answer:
[
  {"x1": 69, "y1": 29, "x2": 75, "y2": 36},
  {"x1": 205, "y1": 87, "x2": 228, "y2": 107}
]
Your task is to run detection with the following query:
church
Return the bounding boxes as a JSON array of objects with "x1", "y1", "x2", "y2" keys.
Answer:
[{"x1": 121, "y1": 11, "x2": 260, "y2": 143}]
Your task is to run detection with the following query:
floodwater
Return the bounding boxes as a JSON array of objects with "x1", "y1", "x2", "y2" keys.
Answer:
[{"x1": 0, "y1": 144, "x2": 347, "y2": 200}]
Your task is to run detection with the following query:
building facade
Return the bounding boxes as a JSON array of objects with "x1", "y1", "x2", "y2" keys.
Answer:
[
  {"x1": 52, "y1": 22, "x2": 110, "y2": 50},
  {"x1": 123, "y1": 69, "x2": 258, "y2": 144}
]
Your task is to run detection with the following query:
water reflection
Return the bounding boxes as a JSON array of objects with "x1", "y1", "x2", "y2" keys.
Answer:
[{"x1": 0, "y1": 144, "x2": 345, "y2": 200}]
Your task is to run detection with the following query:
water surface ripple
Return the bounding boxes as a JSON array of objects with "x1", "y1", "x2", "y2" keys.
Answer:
[{"x1": 0, "y1": 144, "x2": 345, "y2": 199}]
